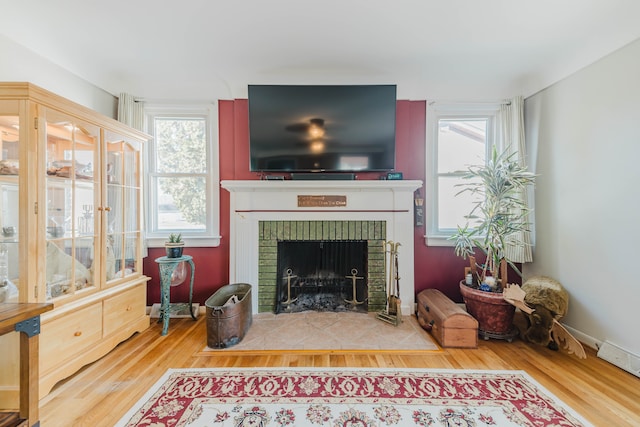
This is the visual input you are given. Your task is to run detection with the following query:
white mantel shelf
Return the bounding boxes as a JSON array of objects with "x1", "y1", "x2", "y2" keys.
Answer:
[
  {"x1": 222, "y1": 180, "x2": 422, "y2": 191},
  {"x1": 221, "y1": 179, "x2": 423, "y2": 314}
]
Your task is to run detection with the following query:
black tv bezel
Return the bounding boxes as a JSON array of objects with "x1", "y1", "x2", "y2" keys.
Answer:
[{"x1": 247, "y1": 84, "x2": 397, "y2": 173}]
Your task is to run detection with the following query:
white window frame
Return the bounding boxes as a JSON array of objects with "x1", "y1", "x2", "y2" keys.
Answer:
[
  {"x1": 424, "y1": 102, "x2": 500, "y2": 247},
  {"x1": 144, "y1": 103, "x2": 220, "y2": 248}
]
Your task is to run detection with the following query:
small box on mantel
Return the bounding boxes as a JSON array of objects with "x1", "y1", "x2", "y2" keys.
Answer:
[
  {"x1": 416, "y1": 288, "x2": 478, "y2": 348},
  {"x1": 386, "y1": 171, "x2": 403, "y2": 180}
]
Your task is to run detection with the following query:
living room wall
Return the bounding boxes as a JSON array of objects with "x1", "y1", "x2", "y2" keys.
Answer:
[
  {"x1": 523, "y1": 38, "x2": 640, "y2": 360},
  {"x1": 0, "y1": 34, "x2": 117, "y2": 117},
  {"x1": 144, "y1": 99, "x2": 473, "y2": 307}
]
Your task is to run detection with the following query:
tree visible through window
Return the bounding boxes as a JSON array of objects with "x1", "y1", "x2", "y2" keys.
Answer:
[
  {"x1": 425, "y1": 103, "x2": 498, "y2": 246},
  {"x1": 436, "y1": 119, "x2": 487, "y2": 230},
  {"x1": 145, "y1": 104, "x2": 220, "y2": 247},
  {"x1": 155, "y1": 117, "x2": 206, "y2": 229}
]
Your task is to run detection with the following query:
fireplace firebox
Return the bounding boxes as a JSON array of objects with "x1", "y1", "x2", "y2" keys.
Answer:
[{"x1": 276, "y1": 240, "x2": 368, "y2": 313}]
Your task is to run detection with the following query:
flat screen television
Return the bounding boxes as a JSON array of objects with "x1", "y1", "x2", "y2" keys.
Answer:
[{"x1": 248, "y1": 84, "x2": 396, "y2": 172}]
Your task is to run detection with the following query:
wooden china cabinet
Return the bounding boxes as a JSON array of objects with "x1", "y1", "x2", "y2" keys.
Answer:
[{"x1": 0, "y1": 83, "x2": 150, "y2": 404}]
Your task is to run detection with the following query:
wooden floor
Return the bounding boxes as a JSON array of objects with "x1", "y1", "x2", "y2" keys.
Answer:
[{"x1": 39, "y1": 314, "x2": 640, "y2": 427}]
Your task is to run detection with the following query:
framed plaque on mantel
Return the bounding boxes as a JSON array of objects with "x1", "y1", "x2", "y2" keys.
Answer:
[{"x1": 297, "y1": 195, "x2": 347, "y2": 208}]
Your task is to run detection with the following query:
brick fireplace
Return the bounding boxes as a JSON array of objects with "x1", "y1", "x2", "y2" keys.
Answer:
[
  {"x1": 259, "y1": 220, "x2": 386, "y2": 313},
  {"x1": 222, "y1": 180, "x2": 422, "y2": 315}
]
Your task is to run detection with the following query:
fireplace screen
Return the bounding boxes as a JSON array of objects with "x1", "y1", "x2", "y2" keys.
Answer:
[{"x1": 276, "y1": 240, "x2": 368, "y2": 313}]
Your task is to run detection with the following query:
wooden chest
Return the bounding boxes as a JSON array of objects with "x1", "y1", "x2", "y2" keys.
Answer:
[{"x1": 416, "y1": 289, "x2": 478, "y2": 348}]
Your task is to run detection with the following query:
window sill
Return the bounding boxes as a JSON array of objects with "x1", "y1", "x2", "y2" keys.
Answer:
[
  {"x1": 424, "y1": 235, "x2": 455, "y2": 247},
  {"x1": 146, "y1": 235, "x2": 222, "y2": 248}
]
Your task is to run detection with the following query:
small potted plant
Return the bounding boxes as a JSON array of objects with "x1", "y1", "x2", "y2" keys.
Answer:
[
  {"x1": 451, "y1": 146, "x2": 536, "y2": 340},
  {"x1": 165, "y1": 233, "x2": 185, "y2": 258}
]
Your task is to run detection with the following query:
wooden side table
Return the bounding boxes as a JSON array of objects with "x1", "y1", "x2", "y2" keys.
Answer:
[
  {"x1": 154, "y1": 255, "x2": 196, "y2": 335},
  {"x1": 0, "y1": 303, "x2": 53, "y2": 427}
]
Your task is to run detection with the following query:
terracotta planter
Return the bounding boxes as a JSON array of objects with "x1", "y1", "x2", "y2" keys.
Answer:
[{"x1": 459, "y1": 281, "x2": 518, "y2": 341}]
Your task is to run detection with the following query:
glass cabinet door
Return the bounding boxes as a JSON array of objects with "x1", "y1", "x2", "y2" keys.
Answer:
[
  {"x1": 0, "y1": 104, "x2": 20, "y2": 302},
  {"x1": 105, "y1": 131, "x2": 142, "y2": 285},
  {"x1": 44, "y1": 110, "x2": 99, "y2": 301}
]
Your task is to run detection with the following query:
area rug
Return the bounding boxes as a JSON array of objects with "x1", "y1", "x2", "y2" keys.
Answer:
[
  {"x1": 115, "y1": 368, "x2": 592, "y2": 427},
  {"x1": 199, "y1": 312, "x2": 440, "y2": 352}
]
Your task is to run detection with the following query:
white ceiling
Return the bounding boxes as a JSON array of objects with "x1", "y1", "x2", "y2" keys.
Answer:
[{"x1": 1, "y1": 0, "x2": 639, "y2": 101}]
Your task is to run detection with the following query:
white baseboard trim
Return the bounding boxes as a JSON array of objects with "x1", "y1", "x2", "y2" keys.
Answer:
[
  {"x1": 146, "y1": 304, "x2": 207, "y2": 316},
  {"x1": 563, "y1": 323, "x2": 600, "y2": 351}
]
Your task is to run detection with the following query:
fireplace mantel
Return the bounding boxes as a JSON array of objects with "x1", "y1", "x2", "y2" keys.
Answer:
[
  {"x1": 222, "y1": 180, "x2": 422, "y2": 314},
  {"x1": 222, "y1": 179, "x2": 422, "y2": 192}
]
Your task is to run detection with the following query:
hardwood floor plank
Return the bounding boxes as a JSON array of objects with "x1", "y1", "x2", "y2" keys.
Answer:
[{"x1": 39, "y1": 315, "x2": 640, "y2": 427}]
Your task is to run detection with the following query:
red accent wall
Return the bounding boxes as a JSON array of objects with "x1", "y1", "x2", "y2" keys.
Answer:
[{"x1": 144, "y1": 99, "x2": 471, "y2": 306}]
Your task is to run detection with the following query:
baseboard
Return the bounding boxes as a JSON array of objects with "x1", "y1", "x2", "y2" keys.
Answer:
[
  {"x1": 149, "y1": 303, "x2": 200, "y2": 319},
  {"x1": 147, "y1": 304, "x2": 206, "y2": 316},
  {"x1": 562, "y1": 323, "x2": 600, "y2": 351}
]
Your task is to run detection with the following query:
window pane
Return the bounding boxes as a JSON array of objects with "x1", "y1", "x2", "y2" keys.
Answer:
[
  {"x1": 437, "y1": 176, "x2": 482, "y2": 230},
  {"x1": 437, "y1": 119, "x2": 486, "y2": 173},
  {"x1": 124, "y1": 187, "x2": 139, "y2": 232},
  {"x1": 154, "y1": 118, "x2": 206, "y2": 174},
  {"x1": 124, "y1": 233, "x2": 138, "y2": 276},
  {"x1": 156, "y1": 176, "x2": 206, "y2": 231}
]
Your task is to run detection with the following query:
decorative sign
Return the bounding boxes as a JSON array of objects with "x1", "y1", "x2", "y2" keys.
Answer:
[{"x1": 298, "y1": 195, "x2": 347, "y2": 208}]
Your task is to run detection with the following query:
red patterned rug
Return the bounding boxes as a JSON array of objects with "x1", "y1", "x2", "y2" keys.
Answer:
[{"x1": 115, "y1": 368, "x2": 591, "y2": 427}]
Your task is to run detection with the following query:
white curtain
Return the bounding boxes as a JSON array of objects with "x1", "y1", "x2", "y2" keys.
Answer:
[
  {"x1": 497, "y1": 96, "x2": 534, "y2": 263},
  {"x1": 117, "y1": 93, "x2": 144, "y2": 130},
  {"x1": 117, "y1": 93, "x2": 147, "y2": 257}
]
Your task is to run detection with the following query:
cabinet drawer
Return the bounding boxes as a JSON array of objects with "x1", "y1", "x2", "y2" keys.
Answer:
[
  {"x1": 103, "y1": 285, "x2": 146, "y2": 337},
  {"x1": 40, "y1": 303, "x2": 103, "y2": 374}
]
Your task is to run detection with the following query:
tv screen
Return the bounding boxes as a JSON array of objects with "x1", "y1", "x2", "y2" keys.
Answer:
[{"x1": 248, "y1": 85, "x2": 396, "y2": 172}]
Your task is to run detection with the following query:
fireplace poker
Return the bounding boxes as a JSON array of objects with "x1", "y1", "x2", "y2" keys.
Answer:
[
  {"x1": 393, "y1": 242, "x2": 402, "y2": 319},
  {"x1": 386, "y1": 240, "x2": 396, "y2": 314},
  {"x1": 377, "y1": 241, "x2": 402, "y2": 326},
  {"x1": 387, "y1": 241, "x2": 401, "y2": 316}
]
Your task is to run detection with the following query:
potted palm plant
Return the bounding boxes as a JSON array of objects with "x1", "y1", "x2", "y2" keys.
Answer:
[
  {"x1": 451, "y1": 146, "x2": 536, "y2": 341},
  {"x1": 165, "y1": 233, "x2": 185, "y2": 258}
]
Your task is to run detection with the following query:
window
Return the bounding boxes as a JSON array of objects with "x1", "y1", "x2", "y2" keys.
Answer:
[
  {"x1": 425, "y1": 103, "x2": 499, "y2": 246},
  {"x1": 144, "y1": 104, "x2": 220, "y2": 247}
]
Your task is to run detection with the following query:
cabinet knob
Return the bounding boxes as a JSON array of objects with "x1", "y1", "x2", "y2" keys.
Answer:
[
  {"x1": 74, "y1": 331, "x2": 82, "y2": 337},
  {"x1": 104, "y1": 206, "x2": 112, "y2": 212},
  {"x1": 126, "y1": 305, "x2": 132, "y2": 311}
]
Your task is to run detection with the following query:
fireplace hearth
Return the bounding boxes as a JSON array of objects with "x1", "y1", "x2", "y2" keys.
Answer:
[{"x1": 276, "y1": 240, "x2": 368, "y2": 313}]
